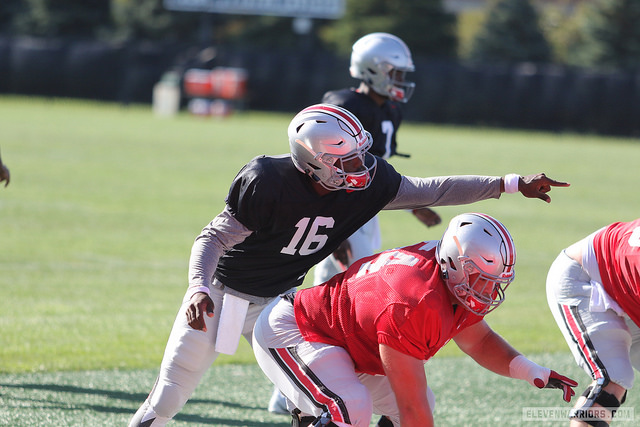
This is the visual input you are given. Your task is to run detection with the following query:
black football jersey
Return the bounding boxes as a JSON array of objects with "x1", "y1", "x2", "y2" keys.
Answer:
[
  {"x1": 214, "y1": 154, "x2": 402, "y2": 297},
  {"x1": 322, "y1": 89, "x2": 403, "y2": 159}
]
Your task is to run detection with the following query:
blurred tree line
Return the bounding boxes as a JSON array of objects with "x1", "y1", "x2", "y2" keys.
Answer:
[{"x1": 1, "y1": 0, "x2": 639, "y2": 70}]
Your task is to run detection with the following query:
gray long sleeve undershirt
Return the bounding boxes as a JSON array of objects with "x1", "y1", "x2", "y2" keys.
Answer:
[
  {"x1": 188, "y1": 174, "x2": 503, "y2": 299},
  {"x1": 386, "y1": 175, "x2": 502, "y2": 210}
]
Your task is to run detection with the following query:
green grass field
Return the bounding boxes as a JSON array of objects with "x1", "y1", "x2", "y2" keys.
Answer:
[{"x1": 1, "y1": 96, "x2": 639, "y2": 425}]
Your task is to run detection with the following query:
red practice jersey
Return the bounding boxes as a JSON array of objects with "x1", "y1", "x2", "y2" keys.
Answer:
[
  {"x1": 593, "y1": 219, "x2": 640, "y2": 326},
  {"x1": 294, "y1": 241, "x2": 483, "y2": 375}
]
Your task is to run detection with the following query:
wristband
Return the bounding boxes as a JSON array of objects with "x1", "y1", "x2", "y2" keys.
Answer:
[
  {"x1": 504, "y1": 174, "x2": 520, "y2": 194},
  {"x1": 186, "y1": 285, "x2": 211, "y2": 300},
  {"x1": 509, "y1": 355, "x2": 550, "y2": 387}
]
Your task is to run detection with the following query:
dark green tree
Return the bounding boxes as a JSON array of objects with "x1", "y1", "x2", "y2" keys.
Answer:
[
  {"x1": 111, "y1": 0, "x2": 201, "y2": 42},
  {"x1": 12, "y1": 0, "x2": 111, "y2": 38},
  {"x1": 0, "y1": 0, "x2": 25, "y2": 35},
  {"x1": 567, "y1": 0, "x2": 640, "y2": 70},
  {"x1": 322, "y1": 0, "x2": 457, "y2": 58},
  {"x1": 469, "y1": 0, "x2": 552, "y2": 64}
]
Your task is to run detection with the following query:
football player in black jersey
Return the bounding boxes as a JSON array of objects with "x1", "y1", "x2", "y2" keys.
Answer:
[
  {"x1": 128, "y1": 103, "x2": 569, "y2": 427},
  {"x1": 311, "y1": 33, "x2": 441, "y2": 303},
  {"x1": 269, "y1": 33, "x2": 443, "y2": 420}
]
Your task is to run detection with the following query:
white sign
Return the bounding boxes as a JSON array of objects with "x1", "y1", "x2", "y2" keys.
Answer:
[{"x1": 164, "y1": 0, "x2": 345, "y2": 19}]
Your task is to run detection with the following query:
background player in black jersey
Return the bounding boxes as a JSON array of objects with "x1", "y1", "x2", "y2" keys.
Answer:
[
  {"x1": 310, "y1": 33, "x2": 441, "y2": 292},
  {"x1": 128, "y1": 103, "x2": 568, "y2": 427}
]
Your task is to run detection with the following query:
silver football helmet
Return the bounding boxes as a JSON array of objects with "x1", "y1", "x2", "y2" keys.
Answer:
[
  {"x1": 349, "y1": 32, "x2": 416, "y2": 103},
  {"x1": 288, "y1": 104, "x2": 377, "y2": 191},
  {"x1": 435, "y1": 213, "x2": 516, "y2": 315}
]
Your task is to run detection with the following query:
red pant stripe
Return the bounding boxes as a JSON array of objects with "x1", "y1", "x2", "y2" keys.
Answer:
[{"x1": 273, "y1": 347, "x2": 349, "y2": 424}]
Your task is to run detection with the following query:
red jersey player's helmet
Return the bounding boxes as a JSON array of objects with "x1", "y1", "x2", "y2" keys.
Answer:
[
  {"x1": 349, "y1": 32, "x2": 416, "y2": 103},
  {"x1": 288, "y1": 104, "x2": 377, "y2": 191},
  {"x1": 436, "y1": 213, "x2": 516, "y2": 316}
]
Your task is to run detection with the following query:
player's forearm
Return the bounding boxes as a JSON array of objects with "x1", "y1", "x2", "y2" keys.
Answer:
[
  {"x1": 471, "y1": 333, "x2": 521, "y2": 377},
  {"x1": 456, "y1": 324, "x2": 519, "y2": 377},
  {"x1": 385, "y1": 175, "x2": 502, "y2": 210},
  {"x1": 399, "y1": 405, "x2": 434, "y2": 427}
]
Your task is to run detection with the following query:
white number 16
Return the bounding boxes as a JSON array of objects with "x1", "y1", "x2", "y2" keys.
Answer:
[{"x1": 280, "y1": 217, "x2": 334, "y2": 256}]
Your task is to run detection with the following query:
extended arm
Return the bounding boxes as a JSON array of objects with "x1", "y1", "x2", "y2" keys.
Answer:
[
  {"x1": 453, "y1": 320, "x2": 520, "y2": 376},
  {"x1": 386, "y1": 175, "x2": 501, "y2": 210},
  {"x1": 380, "y1": 344, "x2": 433, "y2": 427},
  {"x1": 386, "y1": 173, "x2": 569, "y2": 210},
  {"x1": 454, "y1": 320, "x2": 577, "y2": 402},
  {"x1": 185, "y1": 206, "x2": 252, "y2": 330}
]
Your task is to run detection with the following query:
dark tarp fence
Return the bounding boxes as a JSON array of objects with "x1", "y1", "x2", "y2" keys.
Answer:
[{"x1": 1, "y1": 36, "x2": 639, "y2": 136}]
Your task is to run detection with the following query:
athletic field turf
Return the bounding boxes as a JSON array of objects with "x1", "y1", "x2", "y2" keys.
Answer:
[{"x1": 1, "y1": 96, "x2": 639, "y2": 425}]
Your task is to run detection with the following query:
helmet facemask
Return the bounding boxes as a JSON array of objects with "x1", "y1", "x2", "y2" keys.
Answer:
[
  {"x1": 373, "y1": 66, "x2": 416, "y2": 103},
  {"x1": 448, "y1": 255, "x2": 514, "y2": 316},
  {"x1": 312, "y1": 138, "x2": 376, "y2": 191}
]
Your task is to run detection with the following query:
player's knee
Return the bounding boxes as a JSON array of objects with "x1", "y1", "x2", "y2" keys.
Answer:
[
  {"x1": 146, "y1": 361, "x2": 205, "y2": 420},
  {"x1": 149, "y1": 378, "x2": 190, "y2": 419},
  {"x1": 569, "y1": 379, "x2": 627, "y2": 427},
  {"x1": 165, "y1": 327, "x2": 215, "y2": 373},
  {"x1": 342, "y1": 393, "x2": 373, "y2": 426}
]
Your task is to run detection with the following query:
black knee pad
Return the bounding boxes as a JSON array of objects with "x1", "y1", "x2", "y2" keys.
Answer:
[
  {"x1": 569, "y1": 379, "x2": 625, "y2": 427},
  {"x1": 377, "y1": 415, "x2": 394, "y2": 427},
  {"x1": 291, "y1": 408, "x2": 315, "y2": 427},
  {"x1": 291, "y1": 409, "x2": 337, "y2": 427}
]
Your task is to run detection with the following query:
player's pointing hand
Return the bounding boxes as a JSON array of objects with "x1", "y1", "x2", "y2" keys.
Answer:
[{"x1": 506, "y1": 173, "x2": 570, "y2": 203}]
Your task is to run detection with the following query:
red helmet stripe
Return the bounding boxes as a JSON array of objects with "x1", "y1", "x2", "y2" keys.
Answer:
[
  {"x1": 472, "y1": 212, "x2": 516, "y2": 271},
  {"x1": 300, "y1": 104, "x2": 363, "y2": 134}
]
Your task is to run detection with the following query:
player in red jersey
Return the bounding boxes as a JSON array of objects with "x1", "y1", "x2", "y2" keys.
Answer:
[
  {"x1": 547, "y1": 219, "x2": 640, "y2": 426},
  {"x1": 254, "y1": 213, "x2": 577, "y2": 426}
]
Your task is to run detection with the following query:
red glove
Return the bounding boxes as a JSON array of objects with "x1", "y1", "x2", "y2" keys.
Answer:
[{"x1": 534, "y1": 370, "x2": 578, "y2": 402}]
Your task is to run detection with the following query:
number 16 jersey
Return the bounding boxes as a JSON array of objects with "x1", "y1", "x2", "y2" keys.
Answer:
[{"x1": 214, "y1": 154, "x2": 402, "y2": 297}]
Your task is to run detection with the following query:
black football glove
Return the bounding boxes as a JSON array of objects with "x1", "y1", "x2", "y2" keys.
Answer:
[{"x1": 534, "y1": 370, "x2": 578, "y2": 402}]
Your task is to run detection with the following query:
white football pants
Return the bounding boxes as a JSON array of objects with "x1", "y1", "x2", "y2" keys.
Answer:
[
  {"x1": 546, "y1": 250, "x2": 640, "y2": 390},
  {"x1": 128, "y1": 284, "x2": 276, "y2": 427},
  {"x1": 253, "y1": 298, "x2": 435, "y2": 427}
]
